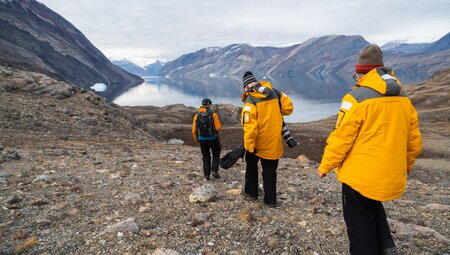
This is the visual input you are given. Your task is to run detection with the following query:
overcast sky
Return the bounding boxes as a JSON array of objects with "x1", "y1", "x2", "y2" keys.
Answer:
[{"x1": 39, "y1": 0, "x2": 450, "y2": 65}]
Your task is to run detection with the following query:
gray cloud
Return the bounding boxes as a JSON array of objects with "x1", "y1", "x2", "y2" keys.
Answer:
[{"x1": 38, "y1": 0, "x2": 450, "y2": 62}]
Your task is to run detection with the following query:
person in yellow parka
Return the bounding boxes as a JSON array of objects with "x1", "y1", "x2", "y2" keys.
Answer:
[
  {"x1": 192, "y1": 98, "x2": 222, "y2": 180},
  {"x1": 318, "y1": 45, "x2": 422, "y2": 255},
  {"x1": 241, "y1": 71, "x2": 294, "y2": 207}
]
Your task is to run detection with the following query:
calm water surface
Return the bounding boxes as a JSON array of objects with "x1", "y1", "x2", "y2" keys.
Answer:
[{"x1": 114, "y1": 76, "x2": 352, "y2": 123}]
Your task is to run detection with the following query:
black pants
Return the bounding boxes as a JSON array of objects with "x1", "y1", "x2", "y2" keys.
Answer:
[
  {"x1": 199, "y1": 139, "x2": 221, "y2": 177},
  {"x1": 244, "y1": 152, "x2": 278, "y2": 205},
  {"x1": 342, "y1": 183, "x2": 396, "y2": 255}
]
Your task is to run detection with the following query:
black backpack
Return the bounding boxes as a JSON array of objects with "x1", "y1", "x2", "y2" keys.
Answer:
[{"x1": 196, "y1": 109, "x2": 215, "y2": 136}]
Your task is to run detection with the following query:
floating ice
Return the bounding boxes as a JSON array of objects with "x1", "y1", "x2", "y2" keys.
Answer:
[{"x1": 90, "y1": 83, "x2": 107, "y2": 92}]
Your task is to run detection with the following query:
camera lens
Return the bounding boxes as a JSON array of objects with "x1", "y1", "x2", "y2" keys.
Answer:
[
  {"x1": 281, "y1": 122, "x2": 298, "y2": 148},
  {"x1": 286, "y1": 137, "x2": 298, "y2": 148}
]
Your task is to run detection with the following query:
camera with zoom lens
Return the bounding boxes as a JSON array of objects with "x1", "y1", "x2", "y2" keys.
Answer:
[{"x1": 282, "y1": 121, "x2": 298, "y2": 148}]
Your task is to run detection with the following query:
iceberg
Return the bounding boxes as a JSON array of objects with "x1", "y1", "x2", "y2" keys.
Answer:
[{"x1": 90, "y1": 83, "x2": 107, "y2": 92}]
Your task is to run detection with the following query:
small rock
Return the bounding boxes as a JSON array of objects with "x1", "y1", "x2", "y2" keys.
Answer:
[
  {"x1": 0, "y1": 178, "x2": 8, "y2": 185},
  {"x1": 308, "y1": 197, "x2": 323, "y2": 205},
  {"x1": 124, "y1": 192, "x2": 142, "y2": 204},
  {"x1": 99, "y1": 240, "x2": 107, "y2": 245},
  {"x1": 422, "y1": 203, "x2": 450, "y2": 212},
  {"x1": 92, "y1": 160, "x2": 103, "y2": 165},
  {"x1": 152, "y1": 248, "x2": 181, "y2": 255},
  {"x1": 32, "y1": 174, "x2": 52, "y2": 183},
  {"x1": 36, "y1": 219, "x2": 51, "y2": 227},
  {"x1": 229, "y1": 251, "x2": 241, "y2": 255},
  {"x1": 31, "y1": 199, "x2": 49, "y2": 206},
  {"x1": 267, "y1": 237, "x2": 279, "y2": 248},
  {"x1": 160, "y1": 182, "x2": 174, "y2": 189},
  {"x1": 0, "y1": 221, "x2": 13, "y2": 228},
  {"x1": 109, "y1": 172, "x2": 121, "y2": 179},
  {"x1": 12, "y1": 230, "x2": 30, "y2": 240},
  {"x1": 326, "y1": 227, "x2": 341, "y2": 236},
  {"x1": 389, "y1": 219, "x2": 450, "y2": 244},
  {"x1": 6, "y1": 195, "x2": 22, "y2": 204},
  {"x1": 167, "y1": 139, "x2": 184, "y2": 145},
  {"x1": 97, "y1": 218, "x2": 139, "y2": 237},
  {"x1": 296, "y1": 154, "x2": 309, "y2": 164},
  {"x1": 194, "y1": 212, "x2": 211, "y2": 222},
  {"x1": 189, "y1": 184, "x2": 218, "y2": 203},
  {"x1": 117, "y1": 232, "x2": 124, "y2": 238},
  {"x1": 96, "y1": 169, "x2": 109, "y2": 174},
  {"x1": 226, "y1": 189, "x2": 241, "y2": 196},
  {"x1": 260, "y1": 217, "x2": 271, "y2": 224},
  {"x1": 5, "y1": 151, "x2": 20, "y2": 160},
  {"x1": 57, "y1": 174, "x2": 80, "y2": 184},
  {"x1": 298, "y1": 221, "x2": 307, "y2": 228},
  {"x1": 139, "y1": 206, "x2": 150, "y2": 213},
  {"x1": 238, "y1": 210, "x2": 253, "y2": 222},
  {"x1": 0, "y1": 172, "x2": 12, "y2": 178}
]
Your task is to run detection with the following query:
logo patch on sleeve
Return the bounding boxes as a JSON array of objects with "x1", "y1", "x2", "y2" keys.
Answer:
[
  {"x1": 244, "y1": 112, "x2": 250, "y2": 123},
  {"x1": 243, "y1": 106, "x2": 252, "y2": 111},
  {"x1": 341, "y1": 101, "x2": 352, "y2": 110}
]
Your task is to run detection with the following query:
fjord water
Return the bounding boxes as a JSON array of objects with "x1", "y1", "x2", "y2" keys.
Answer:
[{"x1": 113, "y1": 76, "x2": 352, "y2": 123}]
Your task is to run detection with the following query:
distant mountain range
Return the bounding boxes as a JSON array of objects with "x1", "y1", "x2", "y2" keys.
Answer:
[
  {"x1": 142, "y1": 33, "x2": 449, "y2": 85},
  {"x1": 112, "y1": 60, "x2": 165, "y2": 77},
  {"x1": 1, "y1": 0, "x2": 448, "y2": 102},
  {"x1": 0, "y1": 0, "x2": 143, "y2": 99}
]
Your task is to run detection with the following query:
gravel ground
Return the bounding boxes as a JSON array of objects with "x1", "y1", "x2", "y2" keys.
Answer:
[{"x1": 0, "y1": 65, "x2": 449, "y2": 254}]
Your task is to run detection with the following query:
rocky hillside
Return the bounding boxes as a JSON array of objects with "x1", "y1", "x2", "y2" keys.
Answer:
[
  {"x1": 0, "y1": 0, "x2": 144, "y2": 99},
  {"x1": 405, "y1": 67, "x2": 450, "y2": 110},
  {"x1": 0, "y1": 65, "x2": 448, "y2": 254},
  {"x1": 0, "y1": 65, "x2": 152, "y2": 142}
]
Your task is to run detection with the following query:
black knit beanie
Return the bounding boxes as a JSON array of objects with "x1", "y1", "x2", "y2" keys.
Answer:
[{"x1": 243, "y1": 71, "x2": 257, "y2": 87}]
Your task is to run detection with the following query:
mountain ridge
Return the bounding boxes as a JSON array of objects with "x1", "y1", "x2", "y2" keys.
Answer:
[
  {"x1": 153, "y1": 33, "x2": 450, "y2": 85},
  {"x1": 0, "y1": 0, "x2": 144, "y2": 100}
]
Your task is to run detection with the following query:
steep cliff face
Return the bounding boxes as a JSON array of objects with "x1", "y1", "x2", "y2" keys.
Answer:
[{"x1": 0, "y1": 0, "x2": 143, "y2": 100}]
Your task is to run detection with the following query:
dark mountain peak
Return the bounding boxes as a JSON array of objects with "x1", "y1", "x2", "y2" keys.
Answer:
[
  {"x1": 421, "y1": 32, "x2": 450, "y2": 53},
  {"x1": 0, "y1": 0, "x2": 143, "y2": 99}
]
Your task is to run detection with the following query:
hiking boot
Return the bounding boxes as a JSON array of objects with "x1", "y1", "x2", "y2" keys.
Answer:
[
  {"x1": 382, "y1": 247, "x2": 399, "y2": 255},
  {"x1": 242, "y1": 192, "x2": 258, "y2": 201},
  {"x1": 204, "y1": 175, "x2": 210, "y2": 181},
  {"x1": 264, "y1": 202, "x2": 277, "y2": 208},
  {"x1": 212, "y1": 172, "x2": 221, "y2": 179}
]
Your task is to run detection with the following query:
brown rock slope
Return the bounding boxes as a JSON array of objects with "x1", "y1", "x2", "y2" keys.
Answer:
[{"x1": 0, "y1": 65, "x2": 448, "y2": 254}]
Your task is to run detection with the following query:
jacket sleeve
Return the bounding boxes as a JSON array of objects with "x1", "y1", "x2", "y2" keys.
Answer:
[
  {"x1": 280, "y1": 91, "x2": 294, "y2": 116},
  {"x1": 241, "y1": 103, "x2": 258, "y2": 153},
  {"x1": 407, "y1": 106, "x2": 422, "y2": 173},
  {"x1": 213, "y1": 112, "x2": 222, "y2": 132},
  {"x1": 192, "y1": 114, "x2": 198, "y2": 143},
  {"x1": 319, "y1": 94, "x2": 362, "y2": 174}
]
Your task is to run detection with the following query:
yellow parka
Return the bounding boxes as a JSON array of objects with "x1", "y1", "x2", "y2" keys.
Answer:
[
  {"x1": 192, "y1": 107, "x2": 221, "y2": 143},
  {"x1": 241, "y1": 81, "x2": 294, "y2": 160},
  {"x1": 319, "y1": 67, "x2": 422, "y2": 201}
]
